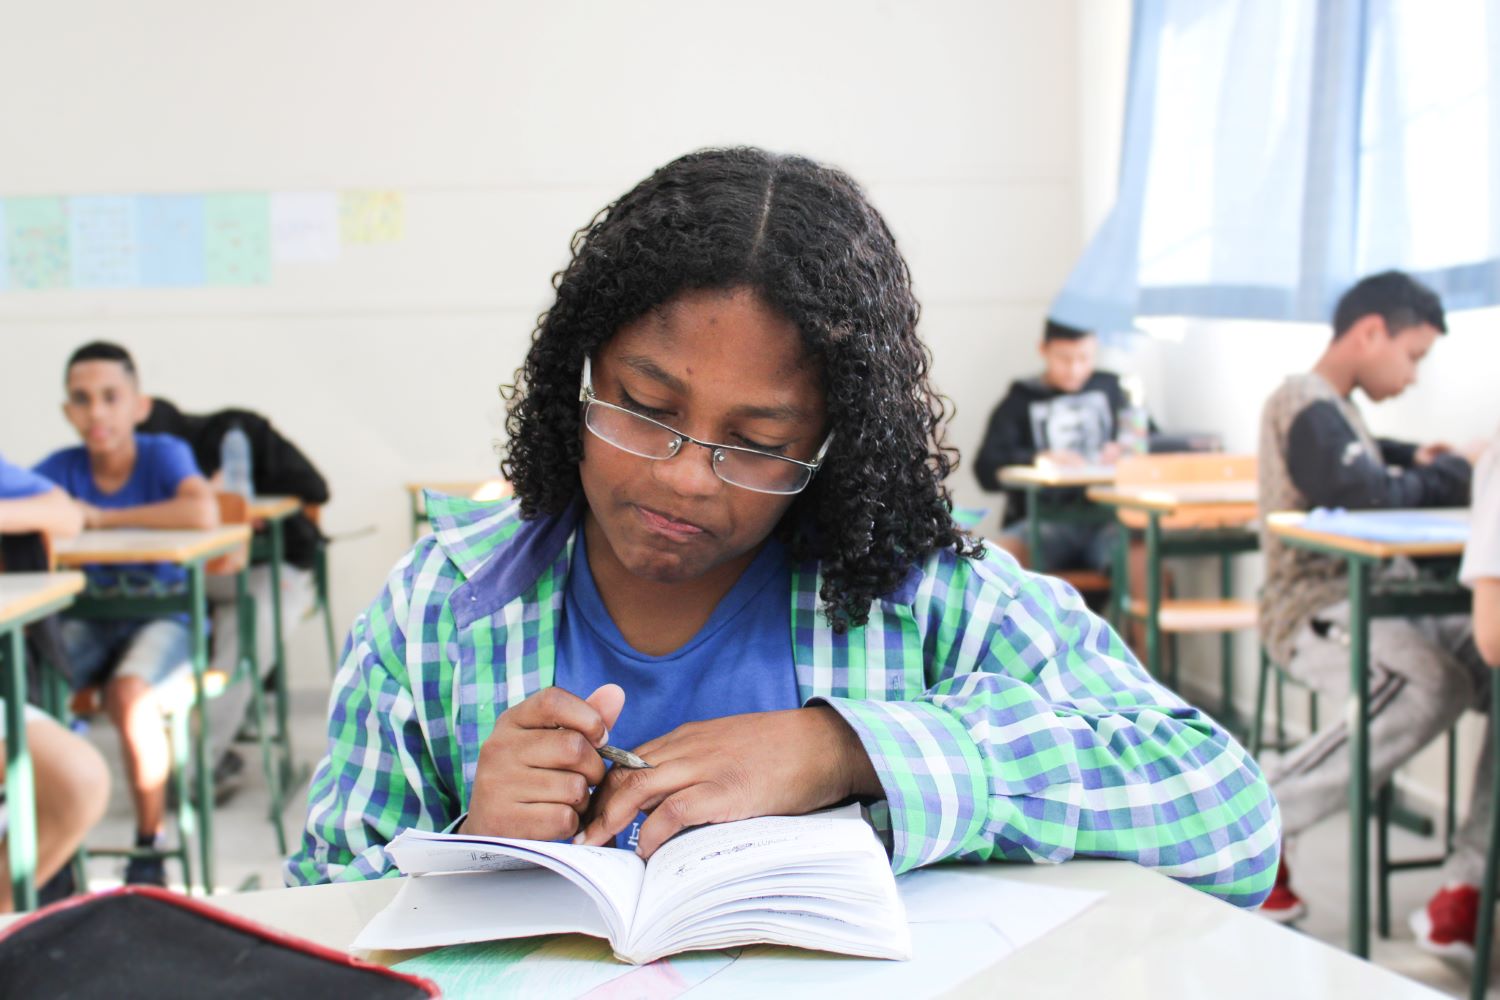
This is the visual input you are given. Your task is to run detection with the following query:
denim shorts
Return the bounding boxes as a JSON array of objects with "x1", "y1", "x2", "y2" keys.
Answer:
[{"x1": 58, "y1": 617, "x2": 193, "y2": 691}]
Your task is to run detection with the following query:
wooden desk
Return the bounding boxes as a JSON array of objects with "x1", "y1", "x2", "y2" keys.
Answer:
[
  {"x1": 405, "y1": 480, "x2": 511, "y2": 540},
  {"x1": 996, "y1": 464, "x2": 1116, "y2": 573},
  {"x1": 1268, "y1": 509, "x2": 1470, "y2": 959},
  {"x1": 0, "y1": 861, "x2": 1437, "y2": 998},
  {"x1": 1087, "y1": 482, "x2": 1260, "y2": 713},
  {"x1": 53, "y1": 526, "x2": 252, "y2": 897},
  {"x1": 0, "y1": 572, "x2": 85, "y2": 911}
]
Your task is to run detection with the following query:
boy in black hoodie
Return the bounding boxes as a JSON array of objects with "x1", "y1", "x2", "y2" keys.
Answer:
[{"x1": 973, "y1": 319, "x2": 1128, "y2": 571}]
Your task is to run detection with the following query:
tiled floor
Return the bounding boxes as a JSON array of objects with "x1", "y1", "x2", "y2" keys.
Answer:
[{"x1": 63, "y1": 621, "x2": 1496, "y2": 997}]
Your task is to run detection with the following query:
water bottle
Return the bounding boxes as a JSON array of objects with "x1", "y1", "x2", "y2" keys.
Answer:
[
  {"x1": 220, "y1": 422, "x2": 255, "y2": 499},
  {"x1": 1116, "y1": 376, "x2": 1150, "y2": 457}
]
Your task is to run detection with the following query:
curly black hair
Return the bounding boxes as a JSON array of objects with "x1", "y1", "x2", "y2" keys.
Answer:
[{"x1": 502, "y1": 147, "x2": 981, "y2": 632}]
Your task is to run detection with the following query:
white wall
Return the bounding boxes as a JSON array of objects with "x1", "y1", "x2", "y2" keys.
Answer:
[{"x1": 1, "y1": 0, "x2": 1095, "y2": 630}]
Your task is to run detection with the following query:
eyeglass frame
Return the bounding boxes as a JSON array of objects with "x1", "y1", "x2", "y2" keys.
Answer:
[{"x1": 577, "y1": 357, "x2": 834, "y2": 496}]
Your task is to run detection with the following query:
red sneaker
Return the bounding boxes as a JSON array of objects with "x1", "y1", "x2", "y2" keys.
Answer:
[
  {"x1": 1409, "y1": 883, "x2": 1480, "y2": 962},
  {"x1": 1259, "y1": 857, "x2": 1307, "y2": 923}
]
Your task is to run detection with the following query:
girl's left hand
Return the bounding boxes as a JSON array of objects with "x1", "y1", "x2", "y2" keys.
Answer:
[{"x1": 575, "y1": 706, "x2": 881, "y2": 857}]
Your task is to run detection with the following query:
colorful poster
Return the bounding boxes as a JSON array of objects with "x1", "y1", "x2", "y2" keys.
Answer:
[
  {"x1": 340, "y1": 190, "x2": 404, "y2": 243},
  {"x1": 70, "y1": 195, "x2": 140, "y2": 288},
  {"x1": 271, "y1": 191, "x2": 340, "y2": 263},
  {"x1": 138, "y1": 194, "x2": 206, "y2": 287},
  {"x1": 4, "y1": 197, "x2": 69, "y2": 290},
  {"x1": 205, "y1": 192, "x2": 271, "y2": 285}
]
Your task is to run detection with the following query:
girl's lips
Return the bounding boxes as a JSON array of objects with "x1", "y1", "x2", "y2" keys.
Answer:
[{"x1": 635, "y1": 505, "x2": 706, "y2": 539}]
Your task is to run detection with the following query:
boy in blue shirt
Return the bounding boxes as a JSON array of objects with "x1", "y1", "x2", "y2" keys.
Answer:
[
  {"x1": 35, "y1": 341, "x2": 217, "y2": 886},
  {"x1": 0, "y1": 454, "x2": 108, "y2": 906}
]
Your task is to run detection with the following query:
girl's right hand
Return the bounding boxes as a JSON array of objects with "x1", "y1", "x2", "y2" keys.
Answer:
[{"x1": 459, "y1": 684, "x2": 625, "y2": 841}]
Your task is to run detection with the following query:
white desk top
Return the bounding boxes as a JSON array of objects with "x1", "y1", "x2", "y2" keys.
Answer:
[
  {"x1": 0, "y1": 572, "x2": 86, "y2": 628},
  {"x1": 999, "y1": 464, "x2": 1117, "y2": 488},
  {"x1": 53, "y1": 525, "x2": 252, "y2": 566},
  {"x1": 1, "y1": 861, "x2": 1433, "y2": 998},
  {"x1": 1088, "y1": 480, "x2": 1259, "y2": 511}
]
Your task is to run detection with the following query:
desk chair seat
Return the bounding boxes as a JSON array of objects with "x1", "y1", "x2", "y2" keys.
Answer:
[{"x1": 1125, "y1": 597, "x2": 1257, "y2": 633}]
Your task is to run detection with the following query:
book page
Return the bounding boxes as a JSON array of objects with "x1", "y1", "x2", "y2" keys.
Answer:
[
  {"x1": 385, "y1": 829, "x2": 647, "y2": 941},
  {"x1": 352, "y1": 869, "x2": 613, "y2": 951},
  {"x1": 626, "y1": 807, "x2": 907, "y2": 963}
]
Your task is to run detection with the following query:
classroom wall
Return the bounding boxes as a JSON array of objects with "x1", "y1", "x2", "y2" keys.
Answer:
[{"x1": 1, "y1": 0, "x2": 1099, "y2": 636}]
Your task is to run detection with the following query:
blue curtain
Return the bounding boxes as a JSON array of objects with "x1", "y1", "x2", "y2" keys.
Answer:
[{"x1": 1053, "y1": 0, "x2": 1500, "y2": 332}]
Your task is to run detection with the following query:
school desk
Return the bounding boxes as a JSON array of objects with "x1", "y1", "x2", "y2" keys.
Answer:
[
  {"x1": 1087, "y1": 481, "x2": 1260, "y2": 710},
  {"x1": 0, "y1": 858, "x2": 1442, "y2": 998},
  {"x1": 54, "y1": 526, "x2": 252, "y2": 897},
  {"x1": 0, "y1": 571, "x2": 85, "y2": 911},
  {"x1": 1268, "y1": 508, "x2": 1470, "y2": 960},
  {"x1": 996, "y1": 464, "x2": 1116, "y2": 574}
]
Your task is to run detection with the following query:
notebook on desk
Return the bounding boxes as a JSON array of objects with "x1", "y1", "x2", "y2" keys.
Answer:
[{"x1": 1302, "y1": 508, "x2": 1470, "y2": 544}]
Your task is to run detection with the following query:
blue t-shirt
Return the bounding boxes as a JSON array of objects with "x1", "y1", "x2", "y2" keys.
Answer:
[
  {"x1": 0, "y1": 452, "x2": 57, "y2": 500},
  {"x1": 35, "y1": 433, "x2": 202, "y2": 591},
  {"x1": 554, "y1": 529, "x2": 800, "y2": 851}
]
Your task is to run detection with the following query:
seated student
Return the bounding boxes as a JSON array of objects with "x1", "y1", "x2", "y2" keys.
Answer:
[
  {"x1": 972, "y1": 319, "x2": 1131, "y2": 572},
  {"x1": 0, "y1": 455, "x2": 110, "y2": 908},
  {"x1": 136, "y1": 396, "x2": 329, "y2": 798},
  {"x1": 286, "y1": 148, "x2": 1277, "y2": 905},
  {"x1": 35, "y1": 342, "x2": 219, "y2": 887},
  {"x1": 1257, "y1": 271, "x2": 1486, "y2": 938}
]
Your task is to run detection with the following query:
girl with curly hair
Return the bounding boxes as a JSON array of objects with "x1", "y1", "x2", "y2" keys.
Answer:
[{"x1": 288, "y1": 148, "x2": 1278, "y2": 908}]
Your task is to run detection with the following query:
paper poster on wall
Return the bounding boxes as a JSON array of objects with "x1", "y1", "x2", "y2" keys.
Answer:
[
  {"x1": 204, "y1": 192, "x2": 271, "y2": 285},
  {"x1": 0, "y1": 202, "x2": 8, "y2": 291},
  {"x1": 70, "y1": 195, "x2": 140, "y2": 289},
  {"x1": 340, "y1": 190, "x2": 404, "y2": 243},
  {"x1": 271, "y1": 191, "x2": 340, "y2": 263},
  {"x1": 4, "y1": 197, "x2": 69, "y2": 290},
  {"x1": 138, "y1": 194, "x2": 206, "y2": 287}
]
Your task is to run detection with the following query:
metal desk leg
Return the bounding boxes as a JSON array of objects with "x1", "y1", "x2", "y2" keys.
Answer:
[
  {"x1": 238, "y1": 569, "x2": 285, "y2": 855},
  {"x1": 1145, "y1": 512, "x2": 1162, "y2": 679},
  {"x1": 1026, "y1": 485, "x2": 1045, "y2": 572},
  {"x1": 1348, "y1": 556, "x2": 1372, "y2": 958},
  {"x1": 1220, "y1": 554, "x2": 1235, "y2": 720},
  {"x1": 4, "y1": 626, "x2": 37, "y2": 911},
  {"x1": 189, "y1": 563, "x2": 215, "y2": 896},
  {"x1": 268, "y1": 517, "x2": 292, "y2": 778}
]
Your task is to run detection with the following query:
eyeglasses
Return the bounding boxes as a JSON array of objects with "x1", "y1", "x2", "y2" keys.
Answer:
[{"x1": 578, "y1": 359, "x2": 833, "y2": 496}]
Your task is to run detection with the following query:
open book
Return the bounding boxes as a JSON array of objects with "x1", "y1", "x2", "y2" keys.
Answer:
[{"x1": 353, "y1": 805, "x2": 911, "y2": 966}]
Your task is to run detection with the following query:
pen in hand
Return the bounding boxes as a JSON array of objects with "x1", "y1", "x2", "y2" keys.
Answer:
[{"x1": 597, "y1": 744, "x2": 652, "y2": 769}]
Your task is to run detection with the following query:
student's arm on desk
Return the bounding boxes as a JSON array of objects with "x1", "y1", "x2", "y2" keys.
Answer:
[
  {"x1": 0, "y1": 486, "x2": 84, "y2": 539},
  {"x1": 817, "y1": 550, "x2": 1280, "y2": 908},
  {"x1": 973, "y1": 388, "x2": 1035, "y2": 491},
  {"x1": 81, "y1": 474, "x2": 219, "y2": 530},
  {"x1": 1287, "y1": 402, "x2": 1470, "y2": 508},
  {"x1": 285, "y1": 537, "x2": 459, "y2": 886}
]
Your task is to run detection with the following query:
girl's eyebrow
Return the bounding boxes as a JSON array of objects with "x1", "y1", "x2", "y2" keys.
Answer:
[{"x1": 617, "y1": 354, "x2": 807, "y2": 423}]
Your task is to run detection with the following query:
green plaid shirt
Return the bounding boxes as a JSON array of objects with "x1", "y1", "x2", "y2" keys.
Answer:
[{"x1": 287, "y1": 493, "x2": 1279, "y2": 907}]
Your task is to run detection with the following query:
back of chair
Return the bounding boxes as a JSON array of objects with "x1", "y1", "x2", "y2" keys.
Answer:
[{"x1": 1113, "y1": 453, "x2": 1258, "y2": 531}]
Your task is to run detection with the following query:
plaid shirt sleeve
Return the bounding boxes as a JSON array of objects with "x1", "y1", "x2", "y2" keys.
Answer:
[
  {"x1": 284, "y1": 539, "x2": 461, "y2": 886},
  {"x1": 818, "y1": 550, "x2": 1280, "y2": 908}
]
